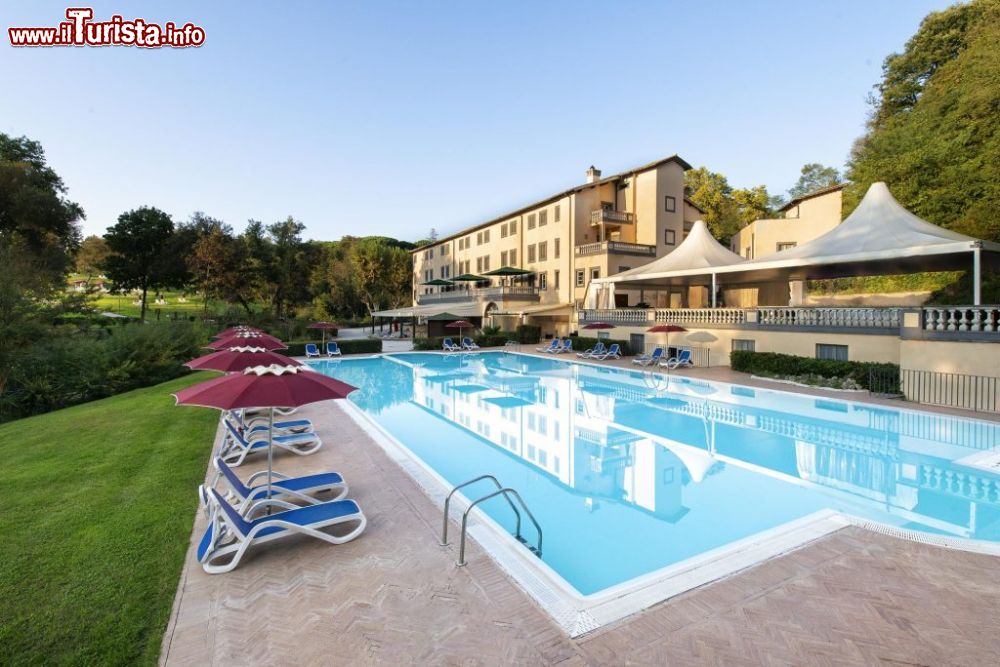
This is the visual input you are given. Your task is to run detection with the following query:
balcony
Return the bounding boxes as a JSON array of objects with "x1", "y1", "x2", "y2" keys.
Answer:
[
  {"x1": 575, "y1": 241, "x2": 656, "y2": 257},
  {"x1": 416, "y1": 285, "x2": 540, "y2": 305},
  {"x1": 590, "y1": 209, "x2": 635, "y2": 226}
]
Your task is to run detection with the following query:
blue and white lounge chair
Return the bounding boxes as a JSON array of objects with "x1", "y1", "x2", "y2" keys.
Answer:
[
  {"x1": 230, "y1": 410, "x2": 313, "y2": 435},
  {"x1": 198, "y1": 488, "x2": 366, "y2": 573},
  {"x1": 553, "y1": 339, "x2": 573, "y2": 354},
  {"x1": 576, "y1": 342, "x2": 606, "y2": 359},
  {"x1": 304, "y1": 343, "x2": 320, "y2": 358},
  {"x1": 325, "y1": 341, "x2": 341, "y2": 357},
  {"x1": 632, "y1": 347, "x2": 664, "y2": 366},
  {"x1": 201, "y1": 457, "x2": 348, "y2": 517},
  {"x1": 592, "y1": 343, "x2": 622, "y2": 361},
  {"x1": 462, "y1": 337, "x2": 480, "y2": 350},
  {"x1": 442, "y1": 338, "x2": 461, "y2": 352},
  {"x1": 536, "y1": 339, "x2": 560, "y2": 353},
  {"x1": 661, "y1": 348, "x2": 694, "y2": 370},
  {"x1": 219, "y1": 420, "x2": 322, "y2": 467}
]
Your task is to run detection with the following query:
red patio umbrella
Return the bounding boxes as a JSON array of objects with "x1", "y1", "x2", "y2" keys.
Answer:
[
  {"x1": 208, "y1": 334, "x2": 287, "y2": 351},
  {"x1": 174, "y1": 364, "x2": 357, "y2": 498},
  {"x1": 307, "y1": 321, "x2": 339, "y2": 348},
  {"x1": 581, "y1": 322, "x2": 615, "y2": 330},
  {"x1": 185, "y1": 346, "x2": 303, "y2": 373},
  {"x1": 445, "y1": 319, "x2": 475, "y2": 341},
  {"x1": 647, "y1": 324, "x2": 687, "y2": 356},
  {"x1": 213, "y1": 326, "x2": 262, "y2": 339}
]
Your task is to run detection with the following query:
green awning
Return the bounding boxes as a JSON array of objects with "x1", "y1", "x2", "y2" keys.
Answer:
[
  {"x1": 421, "y1": 279, "x2": 455, "y2": 286},
  {"x1": 482, "y1": 266, "x2": 533, "y2": 276}
]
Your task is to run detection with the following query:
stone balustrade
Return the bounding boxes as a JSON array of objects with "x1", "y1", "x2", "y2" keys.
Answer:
[
  {"x1": 922, "y1": 306, "x2": 1000, "y2": 333},
  {"x1": 756, "y1": 307, "x2": 901, "y2": 329}
]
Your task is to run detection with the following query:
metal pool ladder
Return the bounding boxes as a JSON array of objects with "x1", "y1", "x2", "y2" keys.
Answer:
[{"x1": 441, "y1": 474, "x2": 543, "y2": 566}]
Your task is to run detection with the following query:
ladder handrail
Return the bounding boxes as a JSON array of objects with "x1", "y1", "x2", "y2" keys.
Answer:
[
  {"x1": 441, "y1": 474, "x2": 521, "y2": 546},
  {"x1": 457, "y1": 487, "x2": 542, "y2": 566}
]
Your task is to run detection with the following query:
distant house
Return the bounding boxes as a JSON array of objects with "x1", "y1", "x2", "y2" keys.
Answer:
[{"x1": 730, "y1": 184, "x2": 846, "y2": 259}]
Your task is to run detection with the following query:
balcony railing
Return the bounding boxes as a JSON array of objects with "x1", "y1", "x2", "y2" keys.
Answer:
[
  {"x1": 922, "y1": 306, "x2": 1000, "y2": 334},
  {"x1": 575, "y1": 241, "x2": 656, "y2": 257},
  {"x1": 416, "y1": 285, "x2": 539, "y2": 304},
  {"x1": 590, "y1": 209, "x2": 635, "y2": 225},
  {"x1": 757, "y1": 307, "x2": 901, "y2": 329}
]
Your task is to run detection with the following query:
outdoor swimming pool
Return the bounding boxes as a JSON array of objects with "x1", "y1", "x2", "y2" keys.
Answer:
[{"x1": 311, "y1": 351, "x2": 1000, "y2": 619}]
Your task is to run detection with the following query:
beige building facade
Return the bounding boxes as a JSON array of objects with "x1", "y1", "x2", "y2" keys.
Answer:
[
  {"x1": 411, "y1": 156, "x2": 702, "y2": 336},
  {"x1": 730, "y1": 184, "x2": 845, "y2": 260}
]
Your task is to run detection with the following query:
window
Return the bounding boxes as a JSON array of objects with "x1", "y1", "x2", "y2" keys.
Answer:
[
  {"x1": 575, "y1": 269, "x2": 585, "y2": 287},
  {"x1": 664, "y1": 195, "x2": 676, "y2": 212},
  {"x1": 527, "y1": 244, "x2": 536, "y2": 263},
  {"x1": 744, "y1": 246, "x2": 752, "y2": 259},
  {"x1": 538, "y1": 241, "x2": 547, "y2": 262},
  {"x1": 527, "y1": 213, "x2": 536, "y2": 229},
  {"x1": 732, "y1": 339, "x2": 755, "y2": 352},
  {"x1": 554, "y1": 270, "x2": 560, "y2": 289},
  {"x1": 509, "y1": 249, "x2": 517, "y2": 265},
  {"x1": 476, "y1": 257, "x2": 483, "y2": 272},
  {"x1": 483, "y1": 230, "x2": 490, "y2": 243},
  {"x1": 776, "y1": 242, "x2": 796, "y2": 252},
  {"x1": 500, "y1": 224, "x2": 508, "y2": 238},
  {"x1": 664, "y1": 230, "x2": 676, "y2": 245},
  {"x1": 618, "y1": 265, "x2": 631, "y2": 273},
  {"x1": 554, "y1": 238, "x2": 560, "y2": 259},
  {"x1": 509, "y1": 220, "x2": 517, "y2": 234},
  {"x1": 816, "y1": 344, "x2": 848, "y2": 361},
  {"x1": 500, "y1": 250, "x2": 508, "y2": 266},
  {"x1": 539, "y1": 272, "x2": 547, "y2": 290},
  {"x1": 483, "y1": 255, "x2": 490, "y2": 271},
  {"x1": 590, "y1": 268, "x2": 600, "y2": 281},
  {"x1": 441, "y1": 244, "x2": 449, "y2": 255},
  {"x1": 476, "y1": 232, "x2": 482, "y2": 245},
  {"x1": 554, "y1": 205, "x2": 560, "y2": 222},
  {"x1": 539, "y1": 210, "x2": 547, "y2": 226}
]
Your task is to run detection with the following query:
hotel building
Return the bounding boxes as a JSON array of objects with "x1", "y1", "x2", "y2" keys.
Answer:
[{"x1": 410, "y1": 156, "x2": 703, "y2": 337}]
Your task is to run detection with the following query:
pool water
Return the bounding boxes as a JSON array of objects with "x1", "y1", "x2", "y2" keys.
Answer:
[{"x1": 312, "y1": 352, "x2": 1000, "y2": 596}]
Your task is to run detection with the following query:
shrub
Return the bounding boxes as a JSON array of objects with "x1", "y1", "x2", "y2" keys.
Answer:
[
  {"x1": 515, "y1": 324, "x2": 541, "y2": 344},
  {"x1": 569, "y1": 336, "x2": 632, "y2": 355},
  {"x1": 729, "y1": 351, "x2": 898, "y2": 391}
]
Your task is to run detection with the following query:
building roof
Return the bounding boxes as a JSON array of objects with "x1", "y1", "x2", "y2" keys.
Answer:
[
  {"x1": 778, "y1": 182, "x2": 846, "y2": 213},
  {"x1": 412, "y1": 154, "x2": 693, "y2": 252}
]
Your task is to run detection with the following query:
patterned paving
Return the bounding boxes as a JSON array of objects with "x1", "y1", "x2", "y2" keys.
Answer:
[{"x1": 161, "y1": 398, "x2": 1000, "y2": 666}]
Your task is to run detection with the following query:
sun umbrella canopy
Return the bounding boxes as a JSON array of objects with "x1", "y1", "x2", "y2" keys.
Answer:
[
  {"x1": 451, "y1": 273, "x2": 488, "y2": 282},
  {"x1": 208, "y1": 335, "x2": 287, "y2": 351},
  {"x1": 306, "y1": 321, "x2": 339, "y2": 330},
  {"x1": 445, "y1": 320, "x2": 475, "y2": 329},
  {"x1": 185, "y1": 347, "x2": 302, "y2": 373},
  {"x1": 582, "y1": 322, "x2": 615, "y2": 330},
  {"x1": 421, "y1": 279, "x2": 455, "y2": 286},
  {"x1": 425, "y1": 311, "x2": 464, "y2": 321},
  {"x1": 173, "y1": 364, "x2": 357, "y2": 410},
  {"x1": 482, "y1": 266, "x2": 533, "y2": 276},
  {"x1": 647, "y1": 324, "x2": 687, "y2": 333},
  {"x1": 214, "y1": 326, "x2": 262, "y2": 339}
]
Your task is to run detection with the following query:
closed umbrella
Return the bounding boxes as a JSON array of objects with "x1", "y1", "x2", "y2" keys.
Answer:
[
  {"x1": 185, "y1": 346, "x2": 303, "y2": 373},
  {"x1": 307, "y1": 321, "x2": 339, "y2": 349},
  {"x1": 174, "y1": 364, "x2": 357, "y2": 498}
]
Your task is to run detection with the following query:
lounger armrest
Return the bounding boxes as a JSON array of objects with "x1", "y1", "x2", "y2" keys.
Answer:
[{"x1": 246, "y1": 469, "x2": 291, "y2": 484}]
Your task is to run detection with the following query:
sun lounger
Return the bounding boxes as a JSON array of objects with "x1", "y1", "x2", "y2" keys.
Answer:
[
  {"x1": 536, "y1": 339, "x2": 560, "y2": 353},
  {"x1": 661, "y1": 348, "x2": 694, "y2": 370},
  {"x1": 462, "y1": 337, "x2": 480, "y2": 350},
  {"x1": 591, "y1": 343, "x2": 622, "y2": 360},
  {"x1": 219, "y1": 420, "x2": 322, "y2": 467},
  {"x1": 442, "y1": 338, "x2": 461, "y2": 352},
  {"x1": 553, "y1": 339, "x2": 573, "y2": 354},
  {"x1": 230, "y1": 410, "x2": 313, "y2": 435},
  {"x1": 304, "y1": 343, "x2": 321, "y2": 358},
  {"x1": 325, "y1": 341, "x2": 341, "y2": 357},
  {"x1": 576, "y1": 342, "x2": 606, "y2": 359},
  {"x1": 197, "y1": 488, "x2": 366, "y2": 573},
  {"x1": 632, "y1": 347, "x2": 664, "y2": 366},
  {"x1": 201, "y1": 457, "x2": 348, "y2": 517}
]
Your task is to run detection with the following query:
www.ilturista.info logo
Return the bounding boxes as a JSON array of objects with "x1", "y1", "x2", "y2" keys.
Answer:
[{"x1": 8, "y1": 8, "x2": 205, "y2": 48}]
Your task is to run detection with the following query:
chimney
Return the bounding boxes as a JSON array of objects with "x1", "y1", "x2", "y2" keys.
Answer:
[{"x1": 586, "y1": 165, "x2": 601, "y2": 183}]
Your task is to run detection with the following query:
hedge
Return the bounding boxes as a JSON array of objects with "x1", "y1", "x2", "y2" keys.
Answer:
[
  {"x1": 515, "y1": 324, "x2": 541, "y2": 344},
  {"x1": 729, "y1": 351, "x2": 898, "y2": 390},
  {"x1": 569, "y1": 336, "x2": 633, "y2": 356},
  {"x1": 284, "y1": 338, "x2": 382, "y2": 356}
]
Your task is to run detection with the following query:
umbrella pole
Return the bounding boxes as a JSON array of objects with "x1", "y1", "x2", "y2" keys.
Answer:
[{"x1": 267, "y1": 406, "x2": 275, "y2": 500}]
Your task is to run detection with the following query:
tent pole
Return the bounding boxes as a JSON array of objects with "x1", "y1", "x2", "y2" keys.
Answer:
[
  {"x1": 711, "y1": 273, "x2": 717, "y2": 308},
  {"x1": 973, "y1": 247, "x2": 982, "y2": 306}
]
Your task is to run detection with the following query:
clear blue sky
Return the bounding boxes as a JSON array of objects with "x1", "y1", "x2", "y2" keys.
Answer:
[{"x1": 1, "y1": 0, "x2": 953, "y2": 242}]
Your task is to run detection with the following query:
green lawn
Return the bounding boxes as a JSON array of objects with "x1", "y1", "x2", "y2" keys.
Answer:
[{"x1": 0, "y1": 373, "x2": 219, "y2": 666}]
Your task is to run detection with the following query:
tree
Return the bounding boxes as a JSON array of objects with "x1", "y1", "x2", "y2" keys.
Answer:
[
  {"x1": 76, "y1": 235, "x2": 110, "y2": 279},
  {"x1": 788, "y1": 163, "x2": 843, "y2": 200},
  {"x1": 267, "y1": 217, "x2": 312, "y2": 318},
  {"x1": 102, "y1": 207, "x2": 178, "y2": 322},
  {"x1": 846, "y1": 0, "x2": 1000, "y2": 242},
  {"x1": 685, "y1": 167, "x2": 779, "y2": 244},
  {"x1": 349, "y1": 237, "x2": 412, "y2": 316}
]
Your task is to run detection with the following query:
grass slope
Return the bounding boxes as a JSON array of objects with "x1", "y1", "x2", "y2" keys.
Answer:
[{"x1": 0, "y1": 373, "x2": 218, "y2": 666}]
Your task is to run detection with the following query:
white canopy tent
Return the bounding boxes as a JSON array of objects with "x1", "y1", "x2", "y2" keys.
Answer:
[{"x1": 597, "y1": 183, "x2": 1000, "y2": 305}]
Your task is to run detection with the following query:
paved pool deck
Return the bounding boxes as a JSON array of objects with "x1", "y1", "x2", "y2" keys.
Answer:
[{"x1": 161, "y1": 387, "x2": 1000, "y2": 666}]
